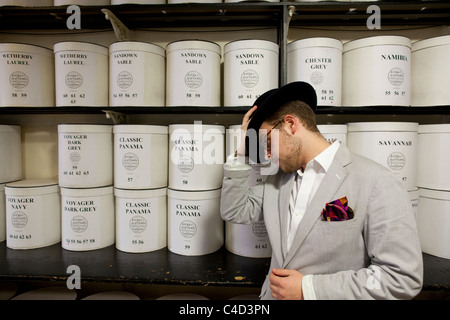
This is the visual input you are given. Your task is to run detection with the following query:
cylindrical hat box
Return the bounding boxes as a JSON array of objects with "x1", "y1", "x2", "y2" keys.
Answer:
[
  {"x1": 318, "y1": 124, "x2": 347, "y2": 145},
  {"x1": 347, "y1": 122, "x2": 418, "y2": 191},
  {"x1": 0, "y1": 0, "x2": 53, "y2": 5},
  {"x1": 0, "y1": 125, "x2": 21, "y2": 183},
  {"x1": 11, "y1": 287, "x2": 77, "y2": 300},
  {"x1": 115, "y1": 187, "x2": 167, "y2": 253},
  {"x1": 166, "y1": 40, "x2": 221, "y2": 107},
  {"x1": 54, "y1": 42, "x2": 108, "y2": 107},
  {"x1": 412, "y1": 35, "x2": 450, "y2": 106},
  {"x1": 109, "y1": 41, "x2": 165, "y2": 107},
  {"x1": 417, "y1": 188, "x2": 450, "y2": 259},
  {"x1": 82, "y1": 291, "x2": 140, "y2": 300},
  {"x1": 343, "y1": 36, "x2": 411, "y2": 106},
  {"x1": 417, "y1": 124, "x2": 450, "y2": 191},
  {"x1": 0, "y1": 43, "x2": 54, "y2": 107},
  {"x1": 58, "y1": 124, "x2": 113, "y2": 188},
  {"x1": 224, "y1": 40, "x2": 279, "y2": 107},
  {"x1": 5, "y1": 179, "x2": 60, "y2": 250},
  {"x1": 168, "y1": 188, "x2": 223, "y2": 256},
  {"x1": 287, "y1": 38, "x2": 343, "y2": 106},
  {"x1": 0, "y1": 183, "x2": 6, "y2": 242},
  {"x1": 226, "y1": 221, "x2": 271, "y2": 258},
  {"x1": 61, "y1": 186, "x2": 114, "y2": 251},
  {"x1": 54, "y1": 0, "x2": 110, "y2": 5},
  {"x1": 113, "y1": 125, "x2": 168, "y2": 189},
  {"x1": 169, "y1": 124, "x2": 224, "y2": 191}
]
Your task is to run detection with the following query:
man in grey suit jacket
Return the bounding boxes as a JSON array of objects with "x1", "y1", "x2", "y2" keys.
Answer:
[{"x1": 220, "y1": 82, "x2": 423, "y2": 300}]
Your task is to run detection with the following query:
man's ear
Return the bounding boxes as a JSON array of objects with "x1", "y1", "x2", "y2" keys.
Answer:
[{"x1": 283, "y1": 115, "x2": 298, "y2": 134}]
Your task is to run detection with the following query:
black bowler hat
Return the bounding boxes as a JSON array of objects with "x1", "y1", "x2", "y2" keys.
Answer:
[
  {"x1": 252, "y1": 87, "x2": 278, "y2": 109},
  {"x1": 246, "y1": 81, "x2": 317, "y2": 162}
]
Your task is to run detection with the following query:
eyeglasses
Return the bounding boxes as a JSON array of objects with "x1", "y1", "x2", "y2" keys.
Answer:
[{"x1": 260, "y1": 118, "x2": 284, "y2": 155}]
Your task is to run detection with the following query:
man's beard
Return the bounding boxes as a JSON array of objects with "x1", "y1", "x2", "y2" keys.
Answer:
[{"x1": 278, "y1": 133, "x2": 302, "y2": 174}]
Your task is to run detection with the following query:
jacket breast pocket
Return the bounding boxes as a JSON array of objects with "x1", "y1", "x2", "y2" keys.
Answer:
[
  {"x1": 310, "y1": 218, "x2": 362, "y2": 263},
  {"x1": 318, "y1": 218, "x2": 359, "y2": 231}
]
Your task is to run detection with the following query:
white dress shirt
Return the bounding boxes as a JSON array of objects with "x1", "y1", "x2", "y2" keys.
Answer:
[
  {"x1": 288, "y1": 141, "x2": 340, "y2": 300},
  {"x1": 287, "y1": 141, "x2": 340, "y2": 252}
]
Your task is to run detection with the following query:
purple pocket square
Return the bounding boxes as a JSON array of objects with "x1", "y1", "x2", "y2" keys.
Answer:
[{"x1": 321, "y1": 197, "x2": 354, "y2": 221}]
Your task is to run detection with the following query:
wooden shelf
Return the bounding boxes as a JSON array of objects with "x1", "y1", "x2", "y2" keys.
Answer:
[
  {"x1": 0, "y1": 242, "x2": 448, "y2": 292},
  {"x1": 0, "y1": 3, "x2": 283, "y2": 30},
  {"x1": 0, "y1": 106, "x2": 249, "y2": 114},
  {"x1": 423, "y1": 253, "x2": 450, "y2": 291},
  {"x1": 0, "y1": 1, "x2": 449, "y2": 30},
  {"x1": 315, "y1": 105, "x2": 450, "y2": 115},
  {"x1": 0, "y1": 105, "x2": 449, "y2": 115},
  {"x1": 0, "y1": 242, "x2": 269, "y2": 287},
  {"x1": 290, "y1": 1, "x2": 450, "y2": 27}
]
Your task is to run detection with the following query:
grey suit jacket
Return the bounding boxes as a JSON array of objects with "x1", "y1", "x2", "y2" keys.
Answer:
[{"x1": 220, "y1": 144, "x2": 423, "y2": 300}]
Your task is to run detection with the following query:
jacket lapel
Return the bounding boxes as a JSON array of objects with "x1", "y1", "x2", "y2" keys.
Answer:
[{"x1": 281, "y1": 144, "x2": 352, "y2": 268}]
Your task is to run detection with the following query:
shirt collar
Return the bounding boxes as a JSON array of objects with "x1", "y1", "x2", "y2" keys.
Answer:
[{"x1": 297, "y1": 141, "x2": 340, "y2": 176}]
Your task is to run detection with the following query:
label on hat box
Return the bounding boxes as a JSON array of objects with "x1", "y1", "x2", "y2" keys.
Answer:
[
  {"x1": 110, "y1": 50, "x2": 145, "y2": 105},
  {"x1": 348, "y1": 130, "x2": 417, "y2": 190},
  {"x1": 62, "y1": 194, "x2": 114, "y2": 250},
  {"x1": 7, "y1": 195, "x2": 45, "y2": 247},
  {"x1": 59, "y1": 128, "x2": 113, "y2": 188},
  {"x1": 63, "y1": 197, "x2": 99, "y2": 247},
  {"x1": 171, "y1": 134, "x2": 201, "y2": 187},
  {"x1": 167, "y1": 49, "x2": 220, "y2": 106},
  {"x1": 372, "y1": 46, "x2": 410, "y2": 105},
  {"x1": 169, "y1": 127, "x2": 224, "y2": 191},
  {"x1": 0, "y1": 53, "x2": 43, "y2": 106},
  {"x1": 225, "y1": 48, "x2": 278, "y2": 106},
  {"x1": 288, "y1": 47, "x2": 341, "y2": 106},
  {"x1": 181, "y1": 50, "x2": 212, "y2": 104},
  {"x1": 115, "y1": 134, "x2": 152, "y2": 188},
  {"x1": 169, "y1": 197, "x2": 223, "y2": 256},
  {"x1": 116, "y1": 197, "x2": 160, "y2": 252},
  {"x1": 60, "y1": 133, "x2": 93, "y2": 180},
  {"x1": 56, "y1": 51, "x2": 106, "y2": 106},
  {"x1": 234, "y1": 50, "x2": 267, "y2": 102}
]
